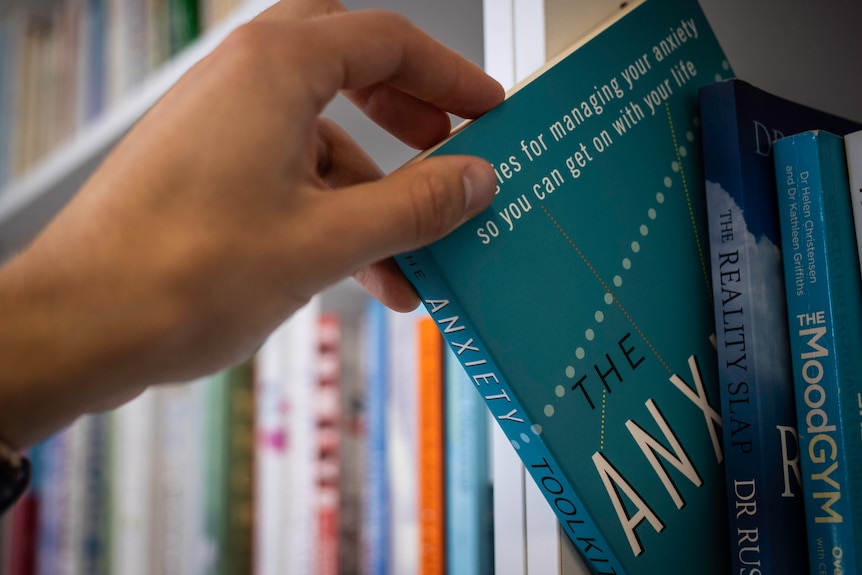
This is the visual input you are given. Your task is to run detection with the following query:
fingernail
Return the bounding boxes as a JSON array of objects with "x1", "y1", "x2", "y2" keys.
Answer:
[{"x1": 462, "y1": 161, "x2": 497, "y2": 215}]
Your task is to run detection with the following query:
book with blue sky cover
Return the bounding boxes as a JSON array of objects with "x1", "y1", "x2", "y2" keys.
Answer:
[
  {"x1": 395, "y1": 0, "x2": 733, "y2": 572},
  {"x1": 700, "y1": 78, "x2": 861, "y2": 574},
  {"x1": 773, "y1": 130, "x2": 862, "y2": 575}
]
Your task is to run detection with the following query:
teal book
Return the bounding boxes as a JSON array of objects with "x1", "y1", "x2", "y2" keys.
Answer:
[
  {"x1": 700, "y1": 78, "x2": 861, "y2": 574},
  {"x1": 394, "y1": 0, "x2": 733, "y2": 572},
  {"x1": 773, "y1": 130, "x2": 862, "y2": 575}
]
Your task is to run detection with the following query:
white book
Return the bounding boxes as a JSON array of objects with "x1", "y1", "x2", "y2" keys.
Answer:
[
  {"x1": 843, "y1": 129, "x2": 862, "y2": 278},
  {"x1": 253, "y1": 317, "x2": 291, "y2": 575},
  {"x1": 110, "y1": 388, "x2": 157, "y2": 575},
  {"x1": 492, "y1": 421, "x2": 526, "y2": 575},
  {"x1": 284, "y1": 299, "x2": 322, "y2": 575},
  {"x1": 386, "y1": 307, "x2": 423, "y2": 575}
]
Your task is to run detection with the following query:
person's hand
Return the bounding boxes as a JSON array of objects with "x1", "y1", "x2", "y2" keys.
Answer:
[{"x1": 0, "y1": 3, "x2": 503, "y2": 448}]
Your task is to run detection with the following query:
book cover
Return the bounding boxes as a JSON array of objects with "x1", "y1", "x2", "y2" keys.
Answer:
[
  {"x1": 699, "y1": 78, "x2": 862, "y2": 574},
  {"x1": 394, "y1": 0, "x2": 733, "y2": 571},
  {"x1": 773, "y1": 130, "x2": 862, "y2": 575},
  {"x1": 844, "y1": 129, "x2": 862, "y2": 277}
]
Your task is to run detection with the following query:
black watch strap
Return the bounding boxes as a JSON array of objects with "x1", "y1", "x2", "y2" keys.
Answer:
[{"x1": 0, "y1": 442, "x2": 30, "y2": 515}]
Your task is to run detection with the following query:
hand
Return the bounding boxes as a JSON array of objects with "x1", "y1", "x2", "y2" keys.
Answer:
[{"x1": 0, "y1": 3, "x2": 503, "y2": 448}]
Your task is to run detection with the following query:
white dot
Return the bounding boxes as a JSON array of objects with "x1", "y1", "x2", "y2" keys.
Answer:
[
  {"x1": 613, "y1": 275, "x2": 623, "y2": 287},
  {"x1": 714, "y1": 73, "x2": 723, "y2": 82},
  {"x1": 532, "y1": 424, "x2": 543, "y2": 435},
  {"x1": 604, "y1": 292, "x2": 614, "y2": 305},
  {"x1": 576, "y1": 347, "x2": 585, "y2": 359},
  {"x1": 595, "y1": 310, "x2": 604, "y2": 323},
  {"x1": 664, "y1": 176, "x2": 673, "y2": 188},
  {"x1": 679, "y1": 146, "x2": 688, "y2": 157},
  {"x1": 686, "y1": 131, "x2": 695, "y2": 142},
  {"x1": 722, "y1": 60, "x2": 730, "y2": 70},
  {"x1": 555, "y1": 385, "x2": 566, "y2": 397},
  {"x1": 622, "y1": 258, "x2": 631, "y2": 270},
  {"x1": 631, "y1": 241, "x2": 641, "y2": 253},
  {"x1": 520, "y1": 433, "x2": 531, "y2": 444},
  {"x1": 512, "y1": 440, "x2": 521, "y2": 450},
  {"x1": 565, "y1": 366, "x2": 575, "y2": 378},
  {"x1": 544, "y1": 404, "x2": 555, "y2": 417},
  {"x1": 585, "y1": 328, "x2": 595, "y2": 341},
  {"x1": 648, "y1": 208, "x2": 657, "y2": 220},
  {"x1": 671, "y1": 161, "x2": 680, "y2": 173},
  {"x1": 640, "y1": 224, "x2": 649, "y2": 236},
  {"x1": 693, "y1": 116, "x2": 701, "y2": 128},
  {"x1": 656, "y1": 192, "x2": 665, "y2": 204}
]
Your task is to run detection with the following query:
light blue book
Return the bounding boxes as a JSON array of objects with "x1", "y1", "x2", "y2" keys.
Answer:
[
  {"x1": 361, "y1": 299, "x2": 390, "y2": 575},
  {"x1": 445, "y1": 347, "x2": 493, "y2": 575},
  {"x1": 773, "y1": 130, "x2": 862, "y2": 575},
  {"x1": 395, "y1": 0, "x2": 733, "y2": 571}
]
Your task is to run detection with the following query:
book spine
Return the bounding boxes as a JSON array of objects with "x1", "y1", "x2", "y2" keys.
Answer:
[
  {"x1": 362, "y1": 300, "x2": 390, "y2": 575},
  {"x1": 774, "y1": 131, "x2": 862, "y2": 575},
  {"x1": 417, "y1": 317, "x2": 445, "y2": 575},
  {"x1": 396, "y1": 250, "x2": 625, "y2": 575},
  {"x1": 445, "y1": 348, "x2": 492, "y2": 575},
  {"x1": 699, "y1": 80, "x2": 807, "y2": 575},
  {"x1": 844, "y1": 130, "x2": 862, "y2": 277},
  {"x1": 315, "y1": 313, "x2": 342, "y2": 575}
]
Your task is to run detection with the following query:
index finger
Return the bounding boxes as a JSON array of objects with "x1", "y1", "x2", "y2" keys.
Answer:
[{"x1": 253, "y1": 10, "x2": 505, "y2": 120}]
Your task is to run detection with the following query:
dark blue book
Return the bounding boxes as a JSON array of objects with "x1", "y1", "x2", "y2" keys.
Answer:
[
  {"x1": 774, "y1": 130, "x2": 862, "y2": 575},
  {"x1": 699, "y1": 78, "x2": 861, "y2": 574}
]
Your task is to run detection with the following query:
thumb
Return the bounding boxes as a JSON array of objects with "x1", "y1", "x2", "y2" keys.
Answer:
[{"x1": 332, "y1": 155, "x2": 497, "y2": 264}]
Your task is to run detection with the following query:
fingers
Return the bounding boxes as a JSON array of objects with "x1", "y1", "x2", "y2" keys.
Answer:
[
  {"x1": 315, "y1": 155, "x2": 497, "y2": 274},
  {"x1": 245, "y1": 11, "x2": 504, "y2": 121},
  {"x1": 344, "y1": 84, "x2": 453, "y2": 150},
  {"x1": 315, "y1": 117, "x2": 383, "y2": 188}
]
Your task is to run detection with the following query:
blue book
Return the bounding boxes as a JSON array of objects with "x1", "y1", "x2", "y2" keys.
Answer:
[
  {"x1": 700, "y1": 78, "x2": 862, "y2": 574},
  {"x1": 394, "y1": 0, "x2": 733, "y2": 571},
  {"x1": 773, "y1": 130, "x2": 862, "y2": 575},
  {"x1": 445, "y1": 347, "x2": 493, "y2": 575},
  {"x1": 361, "y1": 299, "x2": 390, "y2": 575}
]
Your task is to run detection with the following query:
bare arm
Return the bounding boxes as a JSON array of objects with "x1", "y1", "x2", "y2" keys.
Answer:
[{"x1": 0, "y1": 3, "x2": 503, "y2": 449}]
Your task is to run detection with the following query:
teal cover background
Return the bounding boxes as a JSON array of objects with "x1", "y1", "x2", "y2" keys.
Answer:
[{"x1": 396, "y1": 0, "x2": 733, "y2": 572}]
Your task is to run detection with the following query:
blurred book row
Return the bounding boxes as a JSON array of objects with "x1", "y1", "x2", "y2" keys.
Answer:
[
  {"x1": 0, "y1": 0, "x2": 248, "y2": 189},
  {"x1": 0, "y1": 295, "x2": 509, "y2": 575}
]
